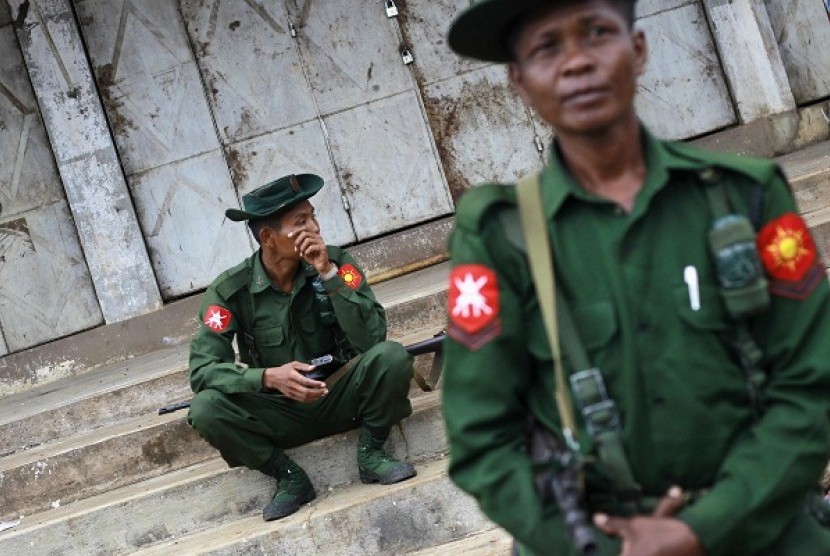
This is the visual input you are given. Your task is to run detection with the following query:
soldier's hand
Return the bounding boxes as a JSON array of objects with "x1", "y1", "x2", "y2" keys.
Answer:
[
  {"x1": 593, "y1": 486, "x2": 705, "y2": 556},
  {"x1": 263, "y1": 362, "x2": 328, "y2": 403},
  {"x1": 651, "y1": 485, "x2": 686, "y2": 517},
  {"x1": 288, "y1": 229, "x2": 331, "y2": 273}
]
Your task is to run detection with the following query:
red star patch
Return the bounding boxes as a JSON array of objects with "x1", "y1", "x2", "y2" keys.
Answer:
[
  {"x1": 338, "y1": 264, "x2": 363, "y2": 290},
  {"x1": 447, "y1": 264, "x2": 501, "y2": 350},
  {"x1": 203, "y1": 305, "x2": 232, "y2": 333},
  {"x1": 757, "y1": 212, "x2": 823, "y2": 300}
]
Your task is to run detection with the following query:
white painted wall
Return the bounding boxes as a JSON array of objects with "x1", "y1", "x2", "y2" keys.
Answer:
[{"x1": 0, "y1": 0, "x2": 827, "y2": 354}]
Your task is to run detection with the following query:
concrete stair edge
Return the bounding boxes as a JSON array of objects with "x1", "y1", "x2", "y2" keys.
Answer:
[
  {"x1": 0, "y1": 340, "x2": 442, "y2": 459},
  {"x1": 0, "y1": 391, "x2": 446, "y2": 523},
  {"x1": 129, "y1": 458, "x2": 492, "y2": 556},
  {"x1": 405, "y1": 526, "x2": 513, "y2": 556},
  {"x1": 0, "y1": 262, "x2": 450, "y2": 456}
]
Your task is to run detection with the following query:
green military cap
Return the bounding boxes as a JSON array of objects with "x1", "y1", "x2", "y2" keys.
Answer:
[
  {"x1": 448, "y1": 0, "x2": 635, "y2": 63},
  {"x1": 225, "y1": 173, "x2": 324, "y2": 222}
]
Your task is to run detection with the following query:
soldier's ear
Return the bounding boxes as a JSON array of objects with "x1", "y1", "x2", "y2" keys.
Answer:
[
  {"x1": 258, "y1": 225, "x2": 273, "y2": 247},
  {"x1": 508, "y1": 62, "x2": 532, "y2": 108},
  {"x1": 632, "y1": 28, "x2": 647, "y2": 77}
]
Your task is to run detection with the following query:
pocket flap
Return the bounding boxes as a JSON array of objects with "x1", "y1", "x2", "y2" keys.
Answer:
[{"x1": 252, "y1": 325, "x2": 285, "y2": 347}]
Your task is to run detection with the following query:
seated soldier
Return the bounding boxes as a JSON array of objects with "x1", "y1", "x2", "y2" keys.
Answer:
[{"x1": 188, "y1": 173, "x2": 417, "y2": 521}]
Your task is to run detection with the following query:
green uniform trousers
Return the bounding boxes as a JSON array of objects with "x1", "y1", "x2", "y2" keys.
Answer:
[{"x1": 188, "y1": 341, "x2": 413, "y2": 469}]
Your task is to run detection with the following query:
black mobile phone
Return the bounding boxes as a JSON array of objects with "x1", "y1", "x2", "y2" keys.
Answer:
[{"x1": 305, "y1": 354, "x2": 339, "y2": 381}]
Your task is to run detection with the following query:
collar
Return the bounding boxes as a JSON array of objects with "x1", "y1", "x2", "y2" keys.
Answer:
[
  {"x1": 540, "y1": 126, "x2": 710, "y2": 219},
  {"x1": 250, "y1": 251, "x2": 316, "y2": 295},
  {"x1": 250, "y1": 252, "x2": 271, "y2": 294}
]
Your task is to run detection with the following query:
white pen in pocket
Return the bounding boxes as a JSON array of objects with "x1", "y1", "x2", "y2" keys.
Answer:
[{"x1": 684, "y1": 265, "x2": 701, "y2": 311}]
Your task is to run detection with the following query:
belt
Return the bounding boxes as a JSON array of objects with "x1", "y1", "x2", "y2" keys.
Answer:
[{"x1": 323, "y1": 353, "x2": 364, "y2": 388}]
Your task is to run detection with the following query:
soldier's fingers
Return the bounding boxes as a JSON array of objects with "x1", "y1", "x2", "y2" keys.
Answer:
[
  {"x1": 300, "y1": 377, "x2": 327, "y2": 391},
  {"x1": 295, "y1": 237, "x2": 322, "y2": 257},
  {"x1": 593, "y1": 513, "x2": 629, "y2": 538},
  {"x1": 652, "y1": 486, "x2": 684, "y2": 517},
  {"x1": 291, "y1": 362, "x2": 314, "y2": 372},
  {"x1": 291, "y1": 229, "x2": 321, "y2": 245},
  {"x1": 298, "y1": 385, "x2": 328, "y2": 402},
  {"x1": 292, "y1": 371, "x2": 327, "y2": 390}
]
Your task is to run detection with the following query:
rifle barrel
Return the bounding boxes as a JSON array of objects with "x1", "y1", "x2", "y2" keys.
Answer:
[
  {"x1": 404, "y1": 333, "x2": 446, "y2": 356},
  {"x1": 158, "y1": 333, "x2": 446, "y2": 414}
]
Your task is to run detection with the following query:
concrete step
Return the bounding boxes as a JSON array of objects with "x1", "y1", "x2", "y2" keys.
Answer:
[
  {"x1": 0, "y1": 397, "x2": 450, "y2": 555},
  {"x1": 0, "y1": 336, "x2": 439, "y2": 461},
  {"x1": 0, "y1": 458, "x2": 483, "y2": 555},
  {"x1": 778, "y1": 140, "x2": 830, "y2": 267},
  {"x1": 0, "y1": 261, "x2": 450, "y2": 458},
  {"x1": 780, "y1": 140, "x2": 830, "y2": 215},
  {"x1": 406, "y1": 527, "x2": 513, "y2": 555},
  {"x1": 0, "y1": 390, "x2": 445, "y2": 523},
  {"x1": 0, "y1": 345, "x2": 190, "y2": 457},
  {"x1": 126, "y1": 458, "x2": 492, "y2": 556}
]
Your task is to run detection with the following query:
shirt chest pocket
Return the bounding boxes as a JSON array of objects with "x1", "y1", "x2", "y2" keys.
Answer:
[
  {"x1": 673, "y1": 284, "x2": 731, "y2": 364},
  {"x1": 671, "y1": 285, "x2": 747, "y2": 393},
  {"x1": 251, "y1": 325, "x2": 291, "y2": 367}
]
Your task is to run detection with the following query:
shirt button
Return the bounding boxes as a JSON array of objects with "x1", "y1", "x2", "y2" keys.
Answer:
[
  {"x1": 637, "y1": 321, "x2": 650, "y2": 332},
  {"x1": 652, "y1": 396, "x2": 666, "y2": 406}
]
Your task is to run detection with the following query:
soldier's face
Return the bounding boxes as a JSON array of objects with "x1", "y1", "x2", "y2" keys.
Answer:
[
  {"x1": 262, "y1": 200, "x2": 320, "y2": 259},
  {"x1": 508, "y1": 0, "x2": 646, "y2": 136}
]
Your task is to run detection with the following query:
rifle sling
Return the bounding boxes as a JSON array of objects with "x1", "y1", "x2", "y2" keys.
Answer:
[{"x1": 516, "y1": 172, "x2": 641, "y2": 499}]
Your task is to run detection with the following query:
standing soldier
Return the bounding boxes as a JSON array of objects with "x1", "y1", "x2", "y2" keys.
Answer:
[
  {"x1": 188, "y1": 173, "x2": 416, "y2": 522},
  {"x1": 441, "y1": 1, "x2": 830, "y2": 555}
]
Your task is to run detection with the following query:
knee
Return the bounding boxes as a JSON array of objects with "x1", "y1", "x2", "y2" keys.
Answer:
[
  {"x1": 188, "y1": 389, "x2": 226, "y2": 433},
  {"x1": 365, "y1": 341, "x2": 413, "y2": 381}
]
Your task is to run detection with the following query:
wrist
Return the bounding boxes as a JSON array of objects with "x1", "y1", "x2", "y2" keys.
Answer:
[{"x1": 319, "y1": 263, "x2": 338, "y2": 281}]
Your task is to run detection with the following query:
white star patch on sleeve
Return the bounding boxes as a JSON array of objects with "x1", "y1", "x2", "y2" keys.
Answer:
[
  {"x1": 447, "y1": 264, "x2": 501, "y2": 350},
  {"x1": 204, "y1": 305, "x2": 232, "y2": 333}
]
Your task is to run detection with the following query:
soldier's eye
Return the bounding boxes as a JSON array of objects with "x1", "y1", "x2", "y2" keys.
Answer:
[
  {"x1": 529, "y1": 38, "x2": 559, "y2": 59},
  {"x1": 588, "y1": 23, "x2": 615, "y2": 40}
]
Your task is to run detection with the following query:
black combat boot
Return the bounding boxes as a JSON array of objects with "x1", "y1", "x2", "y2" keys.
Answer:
[
  {"x1": 259, "y1": 449, "x2": 316, "y2": 521},
  {"x1": 357, "y1": 427, "x2": 417, "y2": 485}
]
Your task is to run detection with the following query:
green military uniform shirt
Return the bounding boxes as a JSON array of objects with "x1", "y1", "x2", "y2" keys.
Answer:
[
  {"x1": 190, "y1": 246, "x2": 386, "y2": 394},
  {"x1": 442, "y1": 128, "x2": 830, "y2": 555}
]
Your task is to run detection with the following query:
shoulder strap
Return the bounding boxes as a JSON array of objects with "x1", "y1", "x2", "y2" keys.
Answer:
[
  {"x1": 516, "y1": 172, "x2": 642, "y2": 500},
  {"x1": 241, "y1": 282, "x2": 261, "y2": 368},
  {"x1": 698, "y1": 168, "x2": 768, "y2": 415},
  {"x1": 514, "y1": 173, "x2": 578, "y2": 449},
  {"x1": 213, "y1": 261, "x2": 261, "y2": 366}
]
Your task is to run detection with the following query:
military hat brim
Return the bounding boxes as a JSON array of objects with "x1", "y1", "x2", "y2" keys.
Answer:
[
  {"x1": 225, "y1": 173, "x2": 324, "y2": 222},
  {"x1": 448, "y1": 0, "x2": 553, "y2": 63}
]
